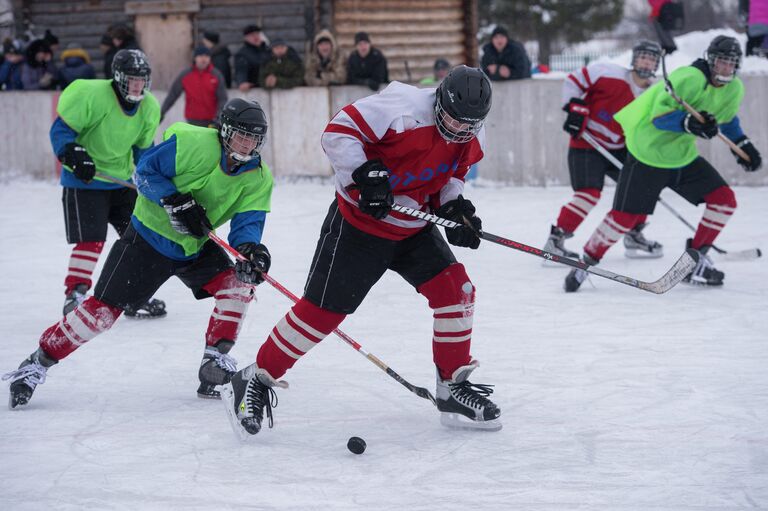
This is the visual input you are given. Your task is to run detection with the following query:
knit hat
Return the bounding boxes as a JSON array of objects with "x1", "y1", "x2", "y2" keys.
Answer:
[
  {"x1": 354, "y1": 31, "x2": 370, "y2": 44},
  {"x1": 243, "y1": 24, "x2": 262, "y2": 35},
  {"x1": 491, "y1": 26, "x2": 509, "y2": 39},
  {"x1": 271, "y1": 37, "x2": 287, "y2": 48},
  {"x1": 193, "y1": 46, "x2": 211, "y2": 57},
  {"x1": 203, "y1": 31, "x2": 220, "y2": 44},
  {"x1": 433, "y1": 58, "x2": 450, "y2": 71}
]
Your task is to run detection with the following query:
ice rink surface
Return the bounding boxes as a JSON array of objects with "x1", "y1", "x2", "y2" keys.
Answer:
[{"x1": 1, "y1": 180, "x2": 766, "y2": 510}]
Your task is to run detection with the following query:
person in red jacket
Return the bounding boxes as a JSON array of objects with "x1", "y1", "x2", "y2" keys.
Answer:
[{"x1": 161, "y1": 47, "x2": 228, "y2": 127}]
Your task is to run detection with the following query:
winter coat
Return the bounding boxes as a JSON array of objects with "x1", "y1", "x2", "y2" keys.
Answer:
[
  {"x1": 480, "y1": 40, "x2": 531, "y2": 80},
  {"x1": 58, "y1": 48, "x2": 96, "y2": 89},
  {"x1": 234, "y1": 41, "x2": 271, "y2": 86},
  {"x1": 21, "y1": 39, "x2": 57, "y2": 90},
  {"x1": 259, "y1": 46, "x2": 304, "y2": 89},
  {"x1": 210, "y1": 44, "x2": 232, "y2": 88},
  {"x1": 0, "y1": 59, "x2": 24, "y2": 90},
  {"x1": 304, "y1": 29, "x2": 346, "y2": 86},
  {"x1": 161, "y1": 63, "x2": 227, "y2": 122},
  {"x1": 346, "y1": 47, "x2": 388, "y2": 90}
]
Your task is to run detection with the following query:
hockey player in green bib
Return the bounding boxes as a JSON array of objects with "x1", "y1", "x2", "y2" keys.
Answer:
[
  {"x1": 50, "y1": 48, "x2": 166, "y2": 318},
  {"x1": 564, "y1": 36, "x2": 762, "y2": 292},
  {"x1": 4, "y1": 98, "x2": 274, "y2": 409}
]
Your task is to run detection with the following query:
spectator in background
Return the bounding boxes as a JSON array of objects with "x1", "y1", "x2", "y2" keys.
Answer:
[
  {"x1": 161, "y1": 46, "x2": 228, "y2": 127},
  {"x1": 744, "y1": 0, "x2": 768, "y2": 56},
  {"x1": 260, "y1": 38, "x2": 304, "y2": 89},
  {"x1": 346, "y1": 31, "x2": 388, "y2": 91},
  {"x1": 103, "y1": 24, "x2": 141, "y2": 79},
  {"x1": 42, "y1": 29, "x2": 60, "y2": 54},
  {"x1": 0, "y1": 40, "x2": 25, "y2": 90},
  {"x1": 21, "y1": 38, "x2": 57, "y2": 90},
  {"x1": 202, "y1": 30, "x2": 232, "y2": 87},
  {"x1": 481, "y1": 25, "x2": 531, "y2": 81},
  {"x1": 304, "y1": 29, "x2": 346, "y2": 86},
  {"x1": 58, "y1": 42, "x2": 96, "y2": 89},
  {"x1": 235, "y1": 24, "x2": 271, "y2": 92},
  {"x1": 419, "y1": 58, "x2": 450, "y2": 85}
]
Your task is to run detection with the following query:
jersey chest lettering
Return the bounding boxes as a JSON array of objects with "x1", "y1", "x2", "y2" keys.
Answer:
[{"x1": 388, "y1": 159, "x2": 459, "y2": 189}]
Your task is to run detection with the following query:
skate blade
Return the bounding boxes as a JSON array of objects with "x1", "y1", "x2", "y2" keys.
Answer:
[
  {"x1": 440, "y1": 412, "x2": 503, "y2": 432},
  {"x1": 197, "y1": 392, "x2": 222, "y2": 400},
  {"x1": 220, "y1": 383, "x2": 255, "y2": 442},
  {"x1": 123, "y1": 311, "x2": 168, "y2": 320},
  {"x1": 624, "y1": 248, "x2": 664, "y2": 259}
]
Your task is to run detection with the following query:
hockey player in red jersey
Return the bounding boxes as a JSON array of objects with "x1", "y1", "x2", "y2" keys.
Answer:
[
  {"x1": 223, "y1": 65, "x2": 502, "y2": 437},
  {"x1": 544, "y1": 41, "x2": 664, "y2": 260}
]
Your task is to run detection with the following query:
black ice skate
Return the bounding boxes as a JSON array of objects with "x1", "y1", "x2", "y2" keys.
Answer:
[
  {"x1": 543, "y1": 225, "x2": 579, "y2": 264},
  {"x1": 63, "y1": 283, "x2": 88, "y2": 316},
  {"x1": 3, "y1": 348, "x2": 58, "y2": 410},
  {"x1": 683, "y1": 240, "x2": 724, "y2": 287},
  {"x1": 564, "y1": 253, "x2": 598, "y2": 292},
  {"x1": 624, "y1": 223, "x2": 664, "y2": 259},
  {"x1": 123, "y1": 298, "x2": 167, "y2": 319},
  {"x1": 436, "y1": 361, "x2": 501, "y2": 431},
  {"x1": 221, "y1": 363, "x2": 287, "y2": 440},
  {"x1": 198, "y1": 340, "x2": 237, "y2": 399}
]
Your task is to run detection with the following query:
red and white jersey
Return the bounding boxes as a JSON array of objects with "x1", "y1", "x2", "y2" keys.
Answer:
[
  {"x1": 321, "y1": 81, "x2": 485, "y2": 240},
  {"x1": 563, "y1": 62, "x2": 649, "y2": 150}
]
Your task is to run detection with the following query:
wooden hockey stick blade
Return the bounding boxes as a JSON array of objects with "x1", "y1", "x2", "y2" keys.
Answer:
[{"x1": 391, "y1": 203, "x2": 698, "y2": 294}]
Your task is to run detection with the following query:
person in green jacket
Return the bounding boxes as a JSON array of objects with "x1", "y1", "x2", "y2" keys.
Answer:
[
  {"x1": 564, "y1": 35, "x2": 762, "y2": 292},
  {"x1": 259, "y1": 38, "x2": 304, "y2": 89},
  {"x1": 50, "y1": 48, "x2": 166, "y2": 319},
  {"x1": 4, "y1": 98, "x2": 274, "y2": 409}
]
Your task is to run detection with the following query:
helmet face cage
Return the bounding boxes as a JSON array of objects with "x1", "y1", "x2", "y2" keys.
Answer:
[
  {"x1": 706, "y1": 51, "x2": 741, "y2": 84},
  {"x1": 220, "y1": 121, "x2": 266, "y2": 163},
  {"x1": 434, "y1": 96, "x2": 484, "y2": 144},
  {"x1": 114, "y1": 70, "x2": 151, "y2": 102},
  {"x1": 631, "y1": 49, "x2": 660, "y2": 79}
]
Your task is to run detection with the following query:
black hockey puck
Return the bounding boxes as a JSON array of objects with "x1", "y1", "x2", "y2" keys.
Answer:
[{"x1": 347, "y1": 436, "x2": 366, "y2": 455}]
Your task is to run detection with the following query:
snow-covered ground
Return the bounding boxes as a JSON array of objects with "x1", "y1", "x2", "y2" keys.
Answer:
[{"x1": 1, "y1": 180, "x2": 766, "y2": 510}]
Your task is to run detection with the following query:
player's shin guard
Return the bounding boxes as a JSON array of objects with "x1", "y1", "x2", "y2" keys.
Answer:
[
  {"x1": 63, "y1": 241, "x2": 105, "y2": 294},
  {"x1": 418, "y1": 264, "x2": 474, "y2": 381},
  {"x1": 39, "y1": 297, "x2": 123, "y2": 360},
  {"x1": 556, "y1": 188, "x2": 601, "y2": 234},
  {"x1": 692, "y1": 186, "x2": 736, "y2": 250},
  {"x1": 256, "y1": 298, "x2": 346, "y2": 379},
  {"x1": 583, "y1": 210, "x2": 644, "y2": 262}
]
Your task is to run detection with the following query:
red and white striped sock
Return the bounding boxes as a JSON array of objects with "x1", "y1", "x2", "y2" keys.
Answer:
[
  {"x1": 39, "y1": 297, "x2": 122, "y2": 360},
  {"x1": 584, "y1": 210, "x2": 644, "y2": 261},
  {"x1": 256, "y1": 298, "x2": 345, "y2": 379},
  {"x1": 202, "y1": 269, "x2": 254, "y2": 347},
  {"x1": 64, "y1": 241, "x2": 105, "y2": 294},
  {"x1": 692, "y1": 186, "x2": 736, "y2": 250},
  {"x1": 556, "y1": 188, "x2": 601, "y2": 234},
  {"x1": 418, "y1": 264, "x2": 474, "y2": 381}
]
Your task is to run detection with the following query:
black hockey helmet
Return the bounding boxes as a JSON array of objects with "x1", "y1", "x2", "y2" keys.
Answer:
[
  {"x1": 112, "y1": 49, "x2": 151, "y2": 103},
  {"x1": 434, "y1": 65, "x2": 492, "y2": 143},
  {"x1": 218, "y1": 98, "x2": 268, "y2": 164},
  {"x1": 631, "y1": 40, "x2": 662, "y2": 79},
  {"x1": 705, "y1": 35, "x2": 742, "y2": 85}
]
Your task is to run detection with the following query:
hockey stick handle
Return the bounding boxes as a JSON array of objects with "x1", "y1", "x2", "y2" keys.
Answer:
[
  {"x1": 581, "y1": 131, "x2": 730, "y2": 254},
  {"x1": 95, "y1": 172, "x2": 138, "y2": 189},
  {"x1": 205, "y1": 230, "x2": 437, "y2": 405},
  {"x1": 660, "y1": 53, "x2": 750, "y2": 162}
]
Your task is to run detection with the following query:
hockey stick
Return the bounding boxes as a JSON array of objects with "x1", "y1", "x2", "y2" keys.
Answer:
[
  {"x1": 205, "y1": 230, "x2": 437, "y2": 406},
  {"x1": 392, "y1": 203, "x2": 698, "y2": 294},
  {"x1": 581, "y1": 132, "x2": 761, "y2": 260},
  {"x1": 95, "y1": 172, "x2": 137, "y2": 189},
  {"x1": 660, "y1": 52, "x2": 751, "y2": 162}
]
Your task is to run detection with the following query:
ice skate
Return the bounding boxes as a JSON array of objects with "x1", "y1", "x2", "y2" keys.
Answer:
[
  {"x1": 3, "y1": 348, "x2": 58, "y2": 410},
  {"x1": 222, "y1": 363, "x2": 287, "y2": 440},
  {"x1": 436, "y1": 361, "x2": 502, "y2": 432},
  {"x1": 62, "y1": 283, "x2": 88, "y2": 316},
  {"x1": 564, "y1": 253, "x2": 598, "y2": 292},
  {"x1": 123, "y1": 298, "x2": 167, "y2": 319},
  {"x1": 683, "y1": 240, "x2": 724, "y2": 287},
  {"x1": 198, "y1": 340, "x2": 237, "y2": 399},
  {"x1": 543, "y1": 225, "x2": 579, "y2": 266},
  {"x1": 624, "y1": 223, "x2": 663, "y2": 259}
]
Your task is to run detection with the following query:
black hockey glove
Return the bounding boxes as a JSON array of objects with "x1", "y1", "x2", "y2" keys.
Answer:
[
  {"x1": 436, "y1": 195, "x2": 482, "y2": 250},
  {"x1": 235, "y1": 242, "x2": 271, "y2": 285},
  {"x1": 61, "y1": 143, "x2": 96, "y2": 182},
  {"x1": 562, "y1": 98, "x2": 590, "y2": 138},
  {"x1": 161, "y1": 192, "x2": 212, "y2": 238},
  {"x1": 682, "y1": 111, "x2": 719, "y2": 140},
  {"x1": 351, "y1": 159, "x2": 394, "y2": 220},
  {"x1": 731, "y1": 136, "x2": 762, "y2": 172}
]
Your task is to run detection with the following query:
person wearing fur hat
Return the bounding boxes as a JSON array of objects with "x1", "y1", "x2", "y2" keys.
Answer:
[
  {"x1": 304, "y1": 29, "x2": 346, "y2": 86},
  {"x1": 480, "y1": 25, "x2": 531, "y2": 81},
  {"x1": 21, "y1": 38, "x2": 57, "y2": 90},
  {"x1": 58, "y1": 43, "x2": 96, "y2": 89}
]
